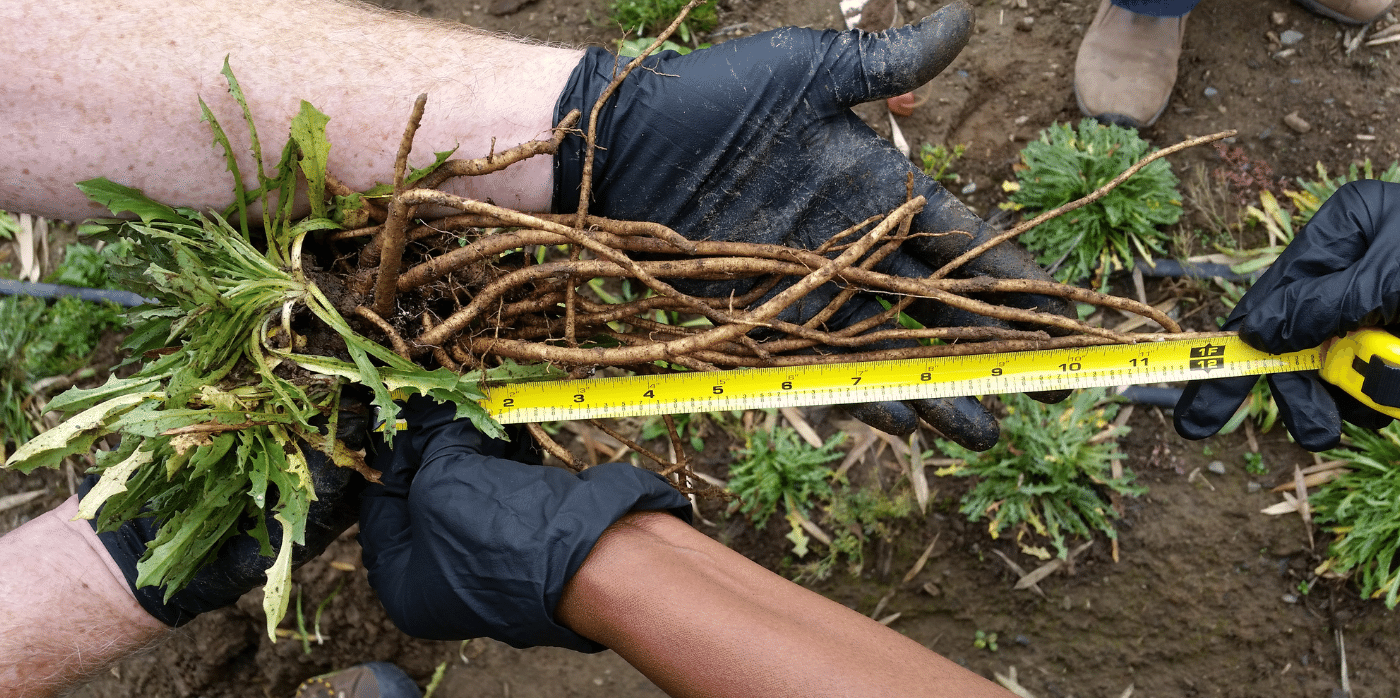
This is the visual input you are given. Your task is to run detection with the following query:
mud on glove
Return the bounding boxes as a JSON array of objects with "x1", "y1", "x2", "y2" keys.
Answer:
[
  {"x1": 552, "y1": 1, "x2": 1074, "y2": 450},
  {"x1": 1176, "y1": 180, "x2": 1400, "y2": 451},
  {"x1": 358, "y1": 396, "x2": 690, "y2": 651}
]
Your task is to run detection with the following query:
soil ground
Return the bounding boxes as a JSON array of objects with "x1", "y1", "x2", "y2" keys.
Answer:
[{"x1": 4, "y1": 0, "x2": 1400, "y2": 696}]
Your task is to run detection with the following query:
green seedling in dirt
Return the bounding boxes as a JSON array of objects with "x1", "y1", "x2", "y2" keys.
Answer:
[
  {"x1": 795, "y1": 483, "x2": 916, "y2": 583},
  {"x1": 1003, "y1": 119, "x2": 1181, "y2": 290},
  {"x1": 1314, "y1": 421, "x2": 1400, "y2": 607},
  {"x1": 608, "y1": 0, "x2": 716, "y2": 42},
  {"x1": 935, "y1": 388, "x2": 1143, "y2": 559},
  {"x1": 2, "y1": 62, "x2": 555, "y2": 642},
  {"x1": 918, "y1": 142, "x2": 966, "y2": 184},
  {"x1": 974, "y1": 630, "x2": 999, "y2": 652},
  {"x1": 727, "y1": 425, "x2": 845, "y2": 556},
  {"x1": 0, "y1": 240, "x2": 129, "y2": 458},
  {"x1": 1243, "y1": 452, "x2": 1267, "y2": 476}
]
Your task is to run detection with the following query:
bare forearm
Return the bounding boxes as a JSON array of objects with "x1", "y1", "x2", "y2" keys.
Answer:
[
  {"x1": 3, "y1": 0, "x2": 581, "y2": 221},
  {"x1": 558, "y1": 511, "x2": 1012, "y2": 698},
  {"x1": 0, "y1": 496, "x2": 169, "y2": 698}
]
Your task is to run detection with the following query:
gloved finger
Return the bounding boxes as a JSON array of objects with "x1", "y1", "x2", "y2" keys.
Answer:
[
  {"x1": 1266, "y1": 371, "x2": 1342, "y2": 451},
  {"x1": 1173, "y1": 374, "x2": 1259, "y2": 440},
  {"x1": 846, "y1": 400, "x2": 920, "y2": 437},
  {"x1": 1239, "y1": 266, "x2": 1400, "y2": 353},
  {"x1": 825, "y1": 1, "x2": 974, "y2": 106},
  {"x1": 911, "y1": 397, "x2": 998, "y2": 451},
  {"x1": 844, "y1": 395, "x2": 998, "y2": 451}
]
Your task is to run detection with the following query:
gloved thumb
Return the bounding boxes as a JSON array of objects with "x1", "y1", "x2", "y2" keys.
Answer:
[{"x1": 827, "y1": 0, "x2": 973, "y2": 107}]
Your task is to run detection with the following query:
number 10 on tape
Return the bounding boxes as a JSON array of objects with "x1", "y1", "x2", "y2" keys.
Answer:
[{"x1": 477, "y1": 336, "x2": 1320, "y2": 424}]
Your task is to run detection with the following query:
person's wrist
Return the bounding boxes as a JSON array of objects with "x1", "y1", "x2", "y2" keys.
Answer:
[
  {"x1": 426, "y1": 43, "x2": 584, "y2": 214},
  {"x1": 48, "y1": 496, "x2": 169, "y2": 634}
]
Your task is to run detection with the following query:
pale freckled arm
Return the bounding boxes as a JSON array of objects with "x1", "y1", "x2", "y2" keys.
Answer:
[
  {"x1": 1, "y1": 0, "x2": 583, "y2": 221},
  {"x1": 0, "y1": 496, "x2": 170, "y2": 698}
]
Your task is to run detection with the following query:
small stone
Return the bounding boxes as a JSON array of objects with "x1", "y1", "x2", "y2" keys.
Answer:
[
  {"x1": 1247, "y1": 481, "x2": 1263, "y2": 493},
  {"x1": 1273, "y1": 48, "x2": 1298, "y2": 60},
  {"x1": 1203, "y1": 86, "x2": 1219, "y2": 98},
  {"x1": 1207, "y1": 460, "x2": 1227, "y2": 475},
  {"x1": 1017, "y1": 16, "x2": 1035, "y2": 31},
  {"x1": 1014, "y1": 115, "x2": 1030, "y2": 125},
  {"x1": 1271, "y1": 11, "x2": 1287, "y2": 25},
  {"x1": 961, "y1": 182, "x2": 978, "y2": 195},
  {"x1": 1015, "y1": 635, "x2": 1031, "y2": 646},
  {"x1": 1280, "y1": 29, "x2": 1305, "y2": 45},
  {"x1": 907, "y1": 0, "x2": 918, "y2": 13},
  {"x1": 1283, "y1": 111, "x2": 1312, "y2": 133},
  {"x1": 1282, "y1": 593, "x2": 1299, "y2": 604}
]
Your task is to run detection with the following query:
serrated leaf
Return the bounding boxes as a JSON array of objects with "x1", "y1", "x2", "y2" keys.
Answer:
[
  {"x1": 75, "y1": 179, "x2": 186, "y2": 225},
  {"x1": 262, "y1": 520, "x2": 295, "y2": 642},
  {"x1": 290, "y1": 101, "x2": 332, "y2": 220},
  {"x1": 47, "y1": 374, "x2": 165, "y2": 415},
  {"x1": 74, "y1": 446, "x2": 156, "y2": 520},
  {"x1": 404, "y1": 147, "x2": 459, "y2": 186},
  {"x1": 5, "y1": 392, "x2": 160, "y2": 473},
  {"x1": 112, "y1": 406, "x2": 286, "y2": 438}
]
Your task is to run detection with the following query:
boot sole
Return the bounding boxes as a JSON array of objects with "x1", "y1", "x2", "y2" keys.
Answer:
[
  {"x1": 1072, "y1": 83, "x2": 1169, "y2": 129},
  {"x1": 1292, "y1": 0, "x2": 1396, "y2": 24}
]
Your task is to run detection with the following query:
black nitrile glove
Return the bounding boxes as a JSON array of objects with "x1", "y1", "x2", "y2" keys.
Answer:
[
  {"x1": 1176, "y1": 181, "x2": 1400, "y2": 451},
  {"x1": 552, "y1": 1, "x2": 1074, "y2": 450},
  {"x1": 81, "y1": 402, "x2": 372, "y2": 626},
  {"x1": 358, "y1": 396, "x2": 690, "y2": 651}
]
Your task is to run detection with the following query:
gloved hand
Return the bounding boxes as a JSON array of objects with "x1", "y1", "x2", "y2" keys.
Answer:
[
  {"x1": 358, "y1": 395, "x2": 690, "y2": 651},
  {"x1": 1176, "y1": 180, "x2": 1400, "y2": 451},
  {"x1": 80, "y1": 401, "x2": 372, "y2": 626},
  {"x1": 552, "y1": 1, "x2": 1073, "y2": 450}
]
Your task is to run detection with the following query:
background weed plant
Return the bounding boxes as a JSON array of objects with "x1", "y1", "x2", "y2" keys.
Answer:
[
  {"x1": 609, "y1": 0, "x2": 716, "y2": 52},
  {"x1": 1005, "y1": 119, "x2": 1182, "y2": 289},
  {"x1": 0, "y1": 239, "x2": 129, "y2": 458},
  {"x1": 935, "y1": 388, "x2": 1142, "y2": 559},
  {"x1": 918, "y1": 142, "x2": 966, "y2": 184},
  {"x1": 1314, "y1": 421, "x2": 1400, "y2": 607},
  {"x1": 726, "y1": 424, "x2": 844, "y2": 555},
  {"x1": 795, "y1": 482, "x2": 914, "y2": 582}
]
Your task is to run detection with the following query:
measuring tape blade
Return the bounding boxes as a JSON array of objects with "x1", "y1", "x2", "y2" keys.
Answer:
[{"x1": 478, "y1": 336, "x2": 1321, "y2": 424}]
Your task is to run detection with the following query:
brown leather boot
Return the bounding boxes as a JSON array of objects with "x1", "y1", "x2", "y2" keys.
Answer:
[
  {"x1": 1293, "y1": 0, "x2": 1396, "y2": 23},
  {"x1": 1073, "y1": 0, "x2": 1188, "y2": 129}
]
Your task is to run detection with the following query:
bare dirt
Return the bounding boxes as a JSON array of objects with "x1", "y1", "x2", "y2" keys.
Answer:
[{"x1": 4, "y1": 0, "x2": 1400, "y2": 696}]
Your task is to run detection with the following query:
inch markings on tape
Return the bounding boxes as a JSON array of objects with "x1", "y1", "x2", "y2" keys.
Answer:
[{"x1": 477, "y1": 336, "x2": 1320, "y2": 424}]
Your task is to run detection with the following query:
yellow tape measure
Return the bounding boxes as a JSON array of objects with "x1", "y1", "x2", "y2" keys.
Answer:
[{"x1": 478, "y1": 335, "x2": 1327, "y2": 424}]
